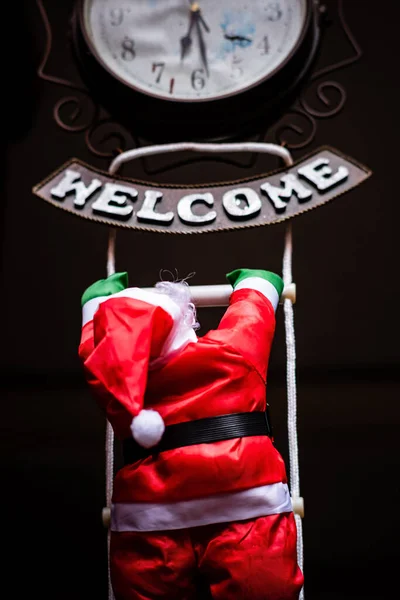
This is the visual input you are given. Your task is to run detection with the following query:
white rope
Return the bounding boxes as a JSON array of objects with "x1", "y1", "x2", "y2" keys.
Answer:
[
  {"x1": 283, "y1": 223, "x2": 304, "y2": 600},
  {"x1": 108, "y1": 141, "x2": 293, "y2": 174},
  {"x1": 107, "y1": 229, "x2": 117, "y2": 279},
  {"x1": 105, "y1": 419, "x2": 115, "y2": 600},
  {"x1": 105, "y1": 229, "x2": 116, "y2": 600},
  {"x1": 103, "y1": 141, "x2": 303, "y2": 599}
]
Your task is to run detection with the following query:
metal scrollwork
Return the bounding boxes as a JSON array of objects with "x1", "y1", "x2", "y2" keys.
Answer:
[
  {"x1": 54, "y1": 95, "x2": 97, "y2": 132},
  {"x1": 86, "y1": 120, "x2": 134, "y2": 158},
  {"x1": 273, "y1": 109, "x2": 317, "y2": 150},
  {"x1": 300, "y1": 81, "x2": 347, "y2": 118},
  {"x1": 300, "y1": 0, "x2": 362, "y2": 120},
  {"x1": 36, "y1": 0, "x2": 131, "y2": 160},
  {"x1": 36, "y1": 0, "x2": 363, "y2": 167},
  {"x1": 310, "y1": 0, "x2": 363, "y2": 81},
  {"x1": 271, "y1": 0, "x2": 362, "y2": 151}
]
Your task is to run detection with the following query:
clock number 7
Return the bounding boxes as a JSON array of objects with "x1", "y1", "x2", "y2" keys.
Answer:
[
  {"x1": 152, "y1": 63, "x2": 165, "y2": 83},
  {"x1": 152, "y1": 63, "x2": 174, "y2": 93}
]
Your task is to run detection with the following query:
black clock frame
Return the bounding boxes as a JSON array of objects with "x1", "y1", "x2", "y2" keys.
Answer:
[{"x1": 71, "y1": 0, "x2": 322, "y2": 142}]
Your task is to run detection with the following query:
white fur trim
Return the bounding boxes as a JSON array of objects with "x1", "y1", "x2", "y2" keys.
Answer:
[
  {"x1": 81, "y1": 287, "x2": 198, "y2": 365},
  {"x1": 112, "y1": 288, "x2": 182, "y2": 320},
  {"x1": 111, "y1": 482, "x2": 292, "y2": 532},
  {"x1": 130, "y1": 410, "x2": 165, "y2": 449},
  {"x1": 82, "y1": 287, "x2": 182, "y2": 328},
  {"x1": 234, "y1": 277, "x2": 280, "y2": 311}
]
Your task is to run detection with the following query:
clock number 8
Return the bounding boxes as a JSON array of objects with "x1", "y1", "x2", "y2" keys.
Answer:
[{"x1": 121, "y1": 37, "x2": 135, "y2": 61}]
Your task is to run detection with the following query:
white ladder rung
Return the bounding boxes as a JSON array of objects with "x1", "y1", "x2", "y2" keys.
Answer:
[{"x1": 142, "y1": 284, "x2": 295, "y2": 308}]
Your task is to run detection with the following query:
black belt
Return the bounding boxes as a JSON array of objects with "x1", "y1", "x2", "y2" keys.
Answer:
[{"x1": 123, "y1": 411, "x2": 272, "y2": 465}]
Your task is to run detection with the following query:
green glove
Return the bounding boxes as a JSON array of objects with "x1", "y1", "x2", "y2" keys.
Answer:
[
  {"x1": 81, "y1": 272, "x2": 129, "y2": 307},
  {"x1": 226, "y1": 269, "x2": 284, "y2": 297}
]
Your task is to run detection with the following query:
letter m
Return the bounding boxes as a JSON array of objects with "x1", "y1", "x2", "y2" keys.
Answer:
[{"x1": 260, "y1": 174, "x2": 313, "y2": 213}]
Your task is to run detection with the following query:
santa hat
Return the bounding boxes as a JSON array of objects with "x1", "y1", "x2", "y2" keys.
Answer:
[{"x1": 80, "y1": 272, "x2": 198, "y2": 448}]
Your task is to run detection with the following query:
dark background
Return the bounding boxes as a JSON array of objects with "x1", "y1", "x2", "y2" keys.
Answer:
[{"x1": 2, "y1": 1, "x2": 399, "y2": 598}]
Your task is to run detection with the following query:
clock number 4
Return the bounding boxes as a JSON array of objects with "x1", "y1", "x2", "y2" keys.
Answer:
[{"x1": 258, "y1": 36, "x2": 270, "y2": 55}]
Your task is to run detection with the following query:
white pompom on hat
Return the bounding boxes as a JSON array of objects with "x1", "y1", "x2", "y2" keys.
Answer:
[{"x1": 130, "y1": 409, "x2": 166, "y2": 448}]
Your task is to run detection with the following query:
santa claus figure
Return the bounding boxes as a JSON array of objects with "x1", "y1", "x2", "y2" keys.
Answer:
[{"x1": 79, "y1": 268, "x2": 304, "y2": 600}]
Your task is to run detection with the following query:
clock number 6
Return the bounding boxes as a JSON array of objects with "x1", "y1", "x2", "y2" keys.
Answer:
[
  {"x1": 121, "y1": 37, "x2": 135, "y2": 61},
  {"x1": 191, "y1": 69, "x2": 206, "y2": 91}
]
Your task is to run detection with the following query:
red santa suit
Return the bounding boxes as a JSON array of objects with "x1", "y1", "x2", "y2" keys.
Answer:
[{"x1": 79, "y1": 269, "x2": 303, "y2": 600}]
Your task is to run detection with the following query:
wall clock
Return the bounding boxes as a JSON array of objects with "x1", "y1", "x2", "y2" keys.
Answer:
[{"x1": 72, "y1": 0, "x2": 321, "y2": 140}]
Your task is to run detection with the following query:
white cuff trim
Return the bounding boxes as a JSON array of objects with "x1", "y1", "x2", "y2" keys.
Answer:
[
  {"x1": 82, "y1": 296, "x2": 108, "y2": 328},
  {"x1": 234, "y1": 277, "x2": 280, "y2": 311},
  {"x1": 111, "y1": 482, "x2": 292, "y2": 532}
]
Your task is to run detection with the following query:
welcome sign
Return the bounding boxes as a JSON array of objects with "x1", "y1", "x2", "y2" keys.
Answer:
[{"x1": 33, "y1": 147, "x2": 371, "y2": 234}]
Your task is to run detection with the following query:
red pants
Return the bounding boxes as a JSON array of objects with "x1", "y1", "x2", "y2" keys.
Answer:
[{"x1": 110, "y1": 512, "x2": 304, "y2": 600}]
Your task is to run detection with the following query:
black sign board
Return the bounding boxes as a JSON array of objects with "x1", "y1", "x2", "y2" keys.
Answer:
[{"x1": 33, "y1": 147, "x2": 371, "y2": 234}]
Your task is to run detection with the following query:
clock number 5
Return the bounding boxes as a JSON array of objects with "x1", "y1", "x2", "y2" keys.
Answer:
[
  {"x1": 121, "y1": 37, "x2": 135, "y2": 61},
  {"x1": 191, "y1": 69, "x2": 206, "y2": 91}
]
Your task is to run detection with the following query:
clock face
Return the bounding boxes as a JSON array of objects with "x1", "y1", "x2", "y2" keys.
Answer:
[{"x1": 81, "y1": 0, "x2": 309, "y2": 102}]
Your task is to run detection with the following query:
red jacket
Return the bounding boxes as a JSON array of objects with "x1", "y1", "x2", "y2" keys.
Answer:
[{"x1": 79, "y1": 287, "x2": 287, "y2": 506}]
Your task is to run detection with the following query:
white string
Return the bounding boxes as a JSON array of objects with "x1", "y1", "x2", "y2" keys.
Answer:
[
  {"x1": 283, "y1": 223, "x2": 304, "y2": 600},
  {"x1": 105, "y1": 228, "x2": 116, "y2": 600},
  {"x1": 103, "y1": 141, "x2": 303, "y2": 599}
]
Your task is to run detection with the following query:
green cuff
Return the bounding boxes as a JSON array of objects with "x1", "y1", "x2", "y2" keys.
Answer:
[
  {"x1": 226, "y1": 268, "x2": 284, "y2": 297},
  {"x1": 81, "y1": 272, "x2": 129, "y2": 307}
]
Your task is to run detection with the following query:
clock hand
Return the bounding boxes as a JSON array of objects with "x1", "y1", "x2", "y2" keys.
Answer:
[
  {"x1": 180, "y1": 10, "x2": 196, "y2": 62},
  {"x1": 224, "y1": 34, "x2": 252, "y2": 44},
  {"x1": 181, "y1": 2, "x2": 210, "y2": 66},
  {"x1": 188, "y1": 2, "x2": 210, "y2": 32},
  {"x1": 195, "y1": 14, "x2": 209, "y2": 77},
  {"x1": 197, "y1": 11, "x2": 210, "y2": 33}
]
